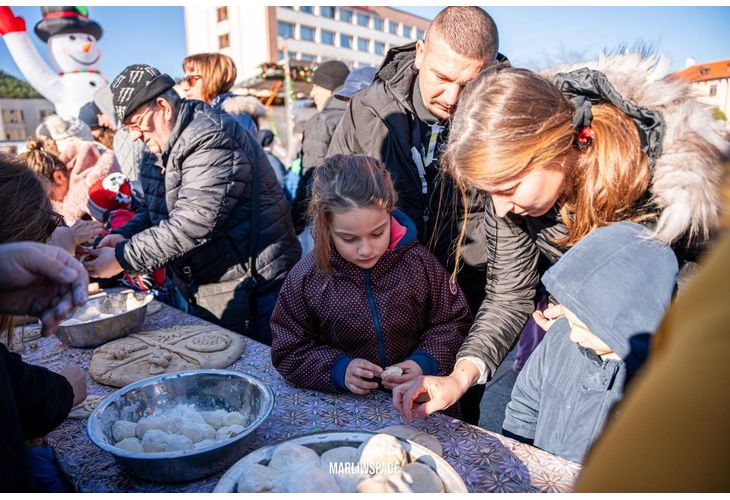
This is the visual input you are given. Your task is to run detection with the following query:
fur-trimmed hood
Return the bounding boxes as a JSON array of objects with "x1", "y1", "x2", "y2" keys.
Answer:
[
  {"x1": 542, "y1": 52, "x2": 729, "y2": 245},
  {"x1": 220, "y1": 94, "x2": 267, "y2": 119}
]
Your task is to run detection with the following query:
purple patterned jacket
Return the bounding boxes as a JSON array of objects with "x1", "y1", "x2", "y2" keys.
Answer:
[{"x1": 271, "y1": 209, "x2": 472, "y2": 394}]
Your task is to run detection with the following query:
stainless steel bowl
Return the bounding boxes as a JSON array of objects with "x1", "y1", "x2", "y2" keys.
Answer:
[
  {"x1": 56, "y1": 291, "x2": 153, "y2": 348},
  {"x1": 214, "y1": 430, "x2": 468, "y2": 493},
  {"x1": 87, "y1": 369, "x2": 274, "y2": 482}
]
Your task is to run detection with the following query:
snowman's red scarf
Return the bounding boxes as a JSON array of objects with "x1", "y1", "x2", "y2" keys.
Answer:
[{"x1": 58, "y1": 69, "x2": 104, "y2": 76}]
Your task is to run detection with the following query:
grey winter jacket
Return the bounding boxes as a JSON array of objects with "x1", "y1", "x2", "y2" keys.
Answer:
[
  {"x1": 327, "y1": 42, "x2": 492, "y2": 313},
  {"x1": 502, "y1": 222, "x2": 678, "y2": 463},
  {"x1": 114, "y1": 99, "x2": 301, "y2": 294},
  {"x1": 301, "y1": 95, "x2": 347, "y2": 174}
]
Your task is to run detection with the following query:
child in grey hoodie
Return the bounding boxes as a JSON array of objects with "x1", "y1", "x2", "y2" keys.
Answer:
[{"x1": 502, "y1": 221, "x2": 678, "y2": 463}]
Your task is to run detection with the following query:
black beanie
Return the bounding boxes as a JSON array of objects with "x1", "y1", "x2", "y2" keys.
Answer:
[
  {"x1": 311, "y1": 60, "x2": 350, "y2": 92},
  {"x1": 110, "y1": 64, "x2": 175, "y2": 123}
]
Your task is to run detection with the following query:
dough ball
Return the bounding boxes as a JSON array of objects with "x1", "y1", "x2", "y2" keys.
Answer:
[
  {"x1": 380, "y1": 425, "x2": 443, "y2": 456},
  {"x1": 194, "y1": 438, "x2": 217, "y2": 449},
  {"x1": 358, "y1": 434, "x2": 408, "y2": 469},
  {"x1": 112, "y1": 420, "x2": 137, "y2": 443},
  {"x1": 215, "y1": 424, "x2": 245, "y2": 441},
  {"x1": 381, "y1": 365, "x2": 404, "y2": 379},
  {"x1": 284, "y1": 466, "x2": 341, "y2": 493},
  {"x1": 135, "y1": 416, "x2": 168, "y2": 439},
  {"x1": 224, "y1": 411, "x2": 246, "y2": 427},
  {"x1": 182, "y1": 410, "x2": 206, "y2": 426},
  {"x1": 379, "y1": 425, "x2": 420, "y2": 441},
  {"x1": 179, "y1": 423, "x2": 205, "y2": 443},
  {"x1": 320, "y1": 446, "x2": 362, "y2": 492},
  {"x1": 204, "y1": 409, "x2": 228, "y2": 430},
  {"x1": 115, "y1": 437, "x2": 144, "y2": 453},
  {"x1": 198, "y1": 423, "x2": 216, "y2": 440},
  {"x1": 356, "y1": 475, "x2": 412, "y2": 493},
  {"x1": 268, "y1": 442, "x2": 321, "y2": 471},
  {"x1": 164, "y1": 434, "x2": 193, "y2": 452},
  {"x1": 411, "y1": 433, "x2": 443, "y2": 457},
  {"x1": 166, "y1": 415, "x2": 186, "y2": 435},
  {"x1": 399, "y1": 462, "x2": 444, "y2": 493},
  {"x1": 141, "y1": 429, "x2": 170, "y2": 453},
  {"x1": 236, "y1": 463, "x2": 276, "y2": 493}
]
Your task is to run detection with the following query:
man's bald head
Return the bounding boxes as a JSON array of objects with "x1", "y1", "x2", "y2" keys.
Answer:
[{"x1": 426, "y1": 6, "x2": 499, "y2": 64}]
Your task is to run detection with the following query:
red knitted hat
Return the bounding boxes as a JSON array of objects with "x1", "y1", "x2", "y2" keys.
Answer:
[{"x1": 87, "y1": 172, "x2": 132, "y2": 221}]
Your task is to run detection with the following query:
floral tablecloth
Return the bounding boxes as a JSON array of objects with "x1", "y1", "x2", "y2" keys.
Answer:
[{"x1": 19, "y1": 301, "x2": 580, "y2": 492}]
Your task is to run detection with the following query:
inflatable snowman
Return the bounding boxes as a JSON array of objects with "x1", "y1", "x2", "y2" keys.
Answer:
[{"x1": 0, "y1": 6, "x2": 107, "y2": 119}]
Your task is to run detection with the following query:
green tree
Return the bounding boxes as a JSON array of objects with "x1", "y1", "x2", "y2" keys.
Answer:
[{"x1": 0, "y1": 71, "x2": 42, "y2": 98}]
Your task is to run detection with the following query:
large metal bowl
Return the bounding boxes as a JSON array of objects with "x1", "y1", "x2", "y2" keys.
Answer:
[
  {"x1": 87, "y1": 369, "x2": 274, "y2": 482},
  {"x1": 56, "y1": 291, "x2": 153, "y2": 348},
  {"x1": 214, "y1": 430, "x2": 468, "y2": 493}
]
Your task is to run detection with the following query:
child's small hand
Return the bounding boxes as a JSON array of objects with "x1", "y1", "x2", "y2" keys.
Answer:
[
  {"x1": 381, "y1": 360, "x2": 423, "y2": 390},
  {"x1": 71, "y1": 219, "x2": 105, "y2": 246},
  {"x1": 345, "y1": 358, "x2": 383, "y2": 395},
  {"x1": 58, "y1": 365, "x2": 87, "y2": 407}
]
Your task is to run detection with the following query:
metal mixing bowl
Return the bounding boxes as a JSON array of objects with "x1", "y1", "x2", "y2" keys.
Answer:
[
  {"x1": 56, "y1": 291, "x2": 153, "y2": 348},
  {"x1": 87, "y1": 369, "x2": 274, "y2": 482}
]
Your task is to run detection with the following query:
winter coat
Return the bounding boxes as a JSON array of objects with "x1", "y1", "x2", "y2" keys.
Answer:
[
  {"x1": 458, "y1": 52, "x2": 729, "y2": 384},
  {"x1": 54, "y1": 141, "x2": 120, "y2": 224},
  {"x1": 271, "y1": 209, "x2": 472, "y2": 395},
  {"x1": 114, "y1": 99, "x2": 300, "y2": 303},
  {"x1": 327, "y1": 42, "x2": 493, "y2": 313},
  {"x1": 212, "y1": 92, "x2": 259, "y2": 137},
  {"x1": 0, "y1": 343, "x2": 74, "y2": 491},
  {"x1": 502, "y1": 222, "x2": 678, "y2": 463}
]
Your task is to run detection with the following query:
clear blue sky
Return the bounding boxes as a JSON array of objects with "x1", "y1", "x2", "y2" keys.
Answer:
[{"x1": 1, "y1": 5, "x2": 728, "y2": 84}]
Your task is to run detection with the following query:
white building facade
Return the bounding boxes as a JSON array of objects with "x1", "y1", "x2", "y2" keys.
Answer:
[
  {"x1": 0, "y1": 97, "x2": 54, "y2": 141},
  {"x1": 183, "y1": 6, "x2": 431, "y2": 81}
]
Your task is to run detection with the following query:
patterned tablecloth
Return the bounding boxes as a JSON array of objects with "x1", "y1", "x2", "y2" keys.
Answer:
[{"x1": 18, "y1": 301, "x2": 581, "y2": 493}]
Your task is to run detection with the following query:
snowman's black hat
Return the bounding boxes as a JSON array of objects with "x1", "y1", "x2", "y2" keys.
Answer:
[{"x1": 34, "y1": 6, "x2": 103, "y2": 43}]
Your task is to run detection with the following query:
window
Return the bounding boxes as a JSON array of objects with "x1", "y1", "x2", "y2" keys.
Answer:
[
  {"x1": 416, "y1": 29, "x2": 425, "y2": 40},
  {"x1": 218, "y1": 33, "x2": 229, "y2": 49},
  {"x1": 300, "y1": 53, "x2": 316, "y2": 62},
  {"x1": 300, "y1": 25, "x2": 315, "y2": 42},
  {"x1": 321, "y1": 29, "x2": 335, "y2": 45},
  {"x1": 374, "y1": 41, "x2": 385, "y2": 56},
  {"x1": 216, "y1": 7, "x2": 228, "y2": 22},
  {"x1": 2, "y1": 109, "x2": 24, "y2": 124},
  {"x1": 6, "y1": 128, "x2": 26, "y2": 140},
  {"x1": 340, "y1": 8, "x2": 352, "y2": 23},
  {"x1": 388, "y1": 20, "x2": 398, "y2": 34},
  {"x1": 299, "y1": 6, "x2": 313, "y2": 14},
  {"x1": 373, "y1": 17, "x2": 383, "y2": 31},
  {"x1": 709, "y1": 85, "x2": 718, "y2": 97},
  {"x1": 340, "y1": 34, "x2": 352, "y2": 49},
  {"x1": 320, "y1": 6, "x2": 335, "y2": 18},
  {"x1": 356, "y1": 13, "x2": 370, "y2": 27},
  {"x1": 357, "y1": 38, "x2": 370, "y2": 53},
  {"x1": 278, "y1": 21, "x2": 295, "y2": 39},
  {"x1": 403, "y1": 26, "x2": 411, "y2": 38}
]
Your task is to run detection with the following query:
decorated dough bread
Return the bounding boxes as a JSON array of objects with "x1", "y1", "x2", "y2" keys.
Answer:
[{"x1": 358, "y1": 433, "x2": 409, "y2": 469}]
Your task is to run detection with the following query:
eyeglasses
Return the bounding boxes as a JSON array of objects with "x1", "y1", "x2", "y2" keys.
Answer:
[
  {"x1": 43, "y1": 208, "x2": 66, "y2": 237},
  {"x1": 122, "y1": 104, "x2": 155, "y2": 134},
  {"x1": 183, "y1": 74, "x2": 202, "y2": 87}
]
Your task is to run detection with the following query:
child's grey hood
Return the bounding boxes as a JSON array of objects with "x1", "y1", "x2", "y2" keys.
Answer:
[{"x1": 542, "y1": 222, "x2": 678, "y2": 358}]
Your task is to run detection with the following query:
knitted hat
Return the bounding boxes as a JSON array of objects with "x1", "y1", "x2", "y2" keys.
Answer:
[
  {"x1": 34, "y1": 6, "x2": 103, "y2": 43},
  {"x1": 42, "y1": 114, "x2": 93, "y2": 149},
  {"x1": 335, "y1": 65, "x2": 377, "y2": 101},
  {"x1": 87, "y1": 172, "x2": 133, "y2": 221},
  {"x1": 110, "y1": 64, "x2": 175, "y2": 122},
  {"x1": 78, "y1": 101, "x2": 101, "y2": 129},
  {"x1": 311, "y1": 60, "x2": 350, "y2": 92}
]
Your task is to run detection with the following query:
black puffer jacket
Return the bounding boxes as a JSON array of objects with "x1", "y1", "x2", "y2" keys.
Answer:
[
  {"x1": 115, "y1": 99, "x2": 301, "y2": 293},
  {"x1": 327, "y1": 43, "x2": 491, "y2": 312}
]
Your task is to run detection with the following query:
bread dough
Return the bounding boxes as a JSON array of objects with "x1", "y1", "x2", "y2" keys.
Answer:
[
  {"x1": 115, "y1": 437, "x2": 144, "y2": 453},
  {"x1": 164, "y1": 434, "x2": 193, "y2": 452},
  {"x1": 141, "y1": 429, "x2": 170, "y2": 453},
  {"x1": 67, "y1": 394, "x2": 106, "y2": 419},
  {"x1": 399, "y1": 462, "x2": 444, "y2": 493},
  {"x1": 356, "y1": 475, "x2": 412, "y2": 493},
  {"x1": 135, "y1": 416, "x2": 168, "y2": 439},
  {"x1": 223, "y1": 411, "x2": 245, "y2": 426},
  {"x1": 358, "y1": 434, "x2": 409, "y2": 469},
  {"x1": 320, "y1": 446, "x2": 363, "y2": 493},
  {"x1": 194, "y1": 438, "x2": 217, "y2": 449},
  {"x1": 204, "y1": 409, "x2": 228, "y2": 430},
  {"x1": 90, "y1": 326, "x2": 245, "y2": 387},
  {"x1": 268, "y1": 442, "x2": 321, "y2": 471},
  {"x1": 381, "y1": 365, "x2": 404, "y2": 379},
  {"x1": 283, "y1": 466, "x2": 341, "y2": 493},
  {"x1": 215, "y1": 424, "x2": 245, "y2": 441},
  {"x1": 236, "y1": 463, "x2": 276, "y2": 493},
  {"x1": 112, "y1": 420, "x2": 137, "y2": 442},
  {"x1": 182, "y1": 409, "x2": 207, "y2": 426},
  {"x1": 379, "y1": 425, "x2": 443, "y2": 456}
]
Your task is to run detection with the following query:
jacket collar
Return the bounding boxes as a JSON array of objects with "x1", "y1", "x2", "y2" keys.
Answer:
[{"x1": 161, "y1": 98, "x2": 201, "y2": 164}]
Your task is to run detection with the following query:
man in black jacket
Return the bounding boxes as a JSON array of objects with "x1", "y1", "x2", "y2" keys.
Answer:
[
  {"x1": 85, "y1": 65, "x2": 301, "y2": 344},
  {"x1": 327, "y1": 7, "x2": 502, "y2": 423}
]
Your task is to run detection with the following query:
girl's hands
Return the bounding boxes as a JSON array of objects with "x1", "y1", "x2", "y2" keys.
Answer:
[{"x1": 344, "y1": 358, "x2": 383, "y2": 395}]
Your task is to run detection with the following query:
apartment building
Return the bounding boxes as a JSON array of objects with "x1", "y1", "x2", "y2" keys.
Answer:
[
  {"x1": 0, "y1": 97, "x2": 54, "y2": 141},
  {"x1": 671, "y1": 58, "x2": 730, "y2": 120}
]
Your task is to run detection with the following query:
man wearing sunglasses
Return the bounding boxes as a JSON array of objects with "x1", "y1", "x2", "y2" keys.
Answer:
[{"x1": 84, "y1": 64, "x2": 301, "y2": 344}]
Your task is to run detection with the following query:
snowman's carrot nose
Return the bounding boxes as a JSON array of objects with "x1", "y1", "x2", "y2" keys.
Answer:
[{"x1": 82, "y1": 42, "x2": 92, "y2": 53}]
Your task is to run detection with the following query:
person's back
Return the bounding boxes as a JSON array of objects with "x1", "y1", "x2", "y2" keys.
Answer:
[{"x1": 502, "y1": 222, "x2": 678, "y2": 463}]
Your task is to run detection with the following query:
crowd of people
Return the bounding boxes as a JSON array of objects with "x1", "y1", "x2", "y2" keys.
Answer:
[{"x1": 1, "y1": 6, "x2": 728, "y2": 493}]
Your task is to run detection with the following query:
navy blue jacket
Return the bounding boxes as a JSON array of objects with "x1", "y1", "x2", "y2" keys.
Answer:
[{"x1": 503, "y1": 222, "x2": 678, "y2": 463}]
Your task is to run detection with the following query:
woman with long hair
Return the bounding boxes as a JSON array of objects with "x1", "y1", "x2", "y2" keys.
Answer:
[{"x1": 393, "y1": 53, "x2": 728, "y2": 421}]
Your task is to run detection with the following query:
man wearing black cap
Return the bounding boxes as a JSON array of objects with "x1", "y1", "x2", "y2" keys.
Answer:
[
  {"x1": 84, "y1": 64, "x2": 301, "y2": 344},
  {"x1": 291, "y1": 60, "x2": 349, "y2": 233}
]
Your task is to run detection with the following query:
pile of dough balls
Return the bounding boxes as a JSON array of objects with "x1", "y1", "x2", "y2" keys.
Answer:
[
  {"x1": 233, "y1": 433, "x2": 445, "y2": 493},
  {"x1": 112, "y1": 405, "x2": 249, "y2": 454}
]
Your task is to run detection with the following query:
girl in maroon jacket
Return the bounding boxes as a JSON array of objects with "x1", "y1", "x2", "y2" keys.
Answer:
[{"x1": 271, "y1": 154, "x2": 472, "y2": 397}]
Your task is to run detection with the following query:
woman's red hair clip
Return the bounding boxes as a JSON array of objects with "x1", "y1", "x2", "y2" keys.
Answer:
[{"x1": 576, "y1": 126, "x2": 595, "y2": 149}]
